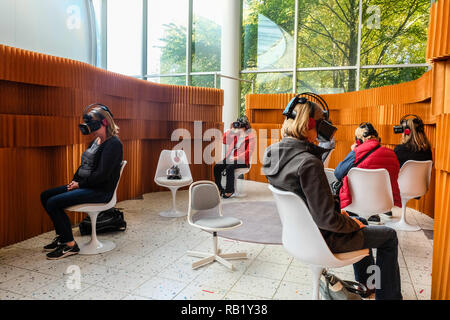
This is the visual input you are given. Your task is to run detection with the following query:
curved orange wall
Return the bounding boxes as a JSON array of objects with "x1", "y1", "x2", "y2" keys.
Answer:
[
  {"x1": 245, "y1": 0, "x2": 450, "y2": 300},
  {"x1": 0, "y1": 45, "x2": 223, "y2": 249}
]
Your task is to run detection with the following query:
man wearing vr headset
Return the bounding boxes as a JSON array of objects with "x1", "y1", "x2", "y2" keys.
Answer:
[
  {"x1": 263, "y1": 94, "x2": 402, "y2": 300},
  {"x1": 40, "y1": 104, "x2": 123, "y2": 260},
  {"x1": 213, "y1": 116, "x2": 255, "y2": 198}
]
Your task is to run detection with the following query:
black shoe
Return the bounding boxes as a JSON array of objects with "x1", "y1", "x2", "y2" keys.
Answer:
[
  {"x1": 43, "y1": 236, "x2": 62, "y2": 252},
  {"x1": 368, "y1": 215, "x2": 382, "y2": 225},
  {"x1": 222, "y1": 192, "x2": 234, "y2": 199},
  {"x1": 46, "y1": 243, "x2": 80, "y2": 260},
  {"x1": 382, "y1": 211, "x2": 393, "y2": 218}
]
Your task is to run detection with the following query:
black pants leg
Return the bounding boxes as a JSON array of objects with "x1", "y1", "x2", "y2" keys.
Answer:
[
  {"x1": 214, "y1": 159, "x2": 249, "y2": 194},
  {"x1": 352, "y1": 217, "x2": 402, "y2": 300},
  {"x1": 40, "y1": 185, "x2": 112, "y2": 243},
  {"x1": 214, "y1": 161, "x2": 227, "y2": 192}
]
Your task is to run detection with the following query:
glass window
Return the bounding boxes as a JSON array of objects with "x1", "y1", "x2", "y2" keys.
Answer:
[
  {"x1": 147, "y1": 76, "x2": 185, "y2": 86},
  {"x1": 296, "y1": 70, "x2": 353, "y2": 94},
  {"x1": 242, "y1": 0, "x2": 295, "y2": 71},
  {"x1": 147, "y1": 0, "x2": 188, "y2": 75},
  {"x1": 240, "y1": 72, "x2": 293, "y2": 115},
  {"x1": 192, "y1": 0, "x2": 222, "y2": 72},
  {"x1": 359, "y1": 67, "x2": 428, "y2": 90},
  {"x1": 191, "y1": 75, "x2": 220, "y2": 88},
  {"x1": 297, "y1": 0, "x2": 360, "y2": 68},
  {"x1": 107, "y1": 0, "x2": 142, "y2": 75},
  {"x1": 360, "y1": 0, "x2": 429, "y2": 66}
]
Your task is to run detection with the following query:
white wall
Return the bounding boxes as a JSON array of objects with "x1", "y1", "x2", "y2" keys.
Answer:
[{"x1": 0, "y1": 0, "x2": 94, "y2": 64}]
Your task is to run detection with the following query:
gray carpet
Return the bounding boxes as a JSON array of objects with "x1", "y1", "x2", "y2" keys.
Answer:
[{"x1": 193, "y1": 201, "x2": 282, "y2": 245}]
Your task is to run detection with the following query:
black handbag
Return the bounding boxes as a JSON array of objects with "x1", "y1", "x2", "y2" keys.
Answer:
[
  {"x1": 319, "y1": 270, "x2": 369, "y2": 300},
  {"x1": 331, "y1": 144, "x2": 381, "y2": 196},
  {"x1": 79, "y1": 208, "x2": 127, "y2": 236}
]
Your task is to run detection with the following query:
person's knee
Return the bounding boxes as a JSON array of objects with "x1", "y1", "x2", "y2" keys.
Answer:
[
  {"x1": 40, "y1": 190, "x2": 51, "y2": 207},
  {"x1": 45, "y1": 197, "x2": 61, "y2": 213}
]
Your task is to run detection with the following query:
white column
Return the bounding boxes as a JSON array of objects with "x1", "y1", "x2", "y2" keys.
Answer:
[{"x1": 220, "y1": 0, "x2": 241, "y2": 130}]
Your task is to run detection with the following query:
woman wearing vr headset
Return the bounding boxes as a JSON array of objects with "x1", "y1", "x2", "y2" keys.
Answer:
[
  {"x1": 40, "y1": 104, "x2": 123, "y2": 260},
  {"x1": 334, "y1": 123, "x2": 402, "y2": 225},
  {"x1": 263, "y1": 95, "x2": 402, "y2": 300},
  {"x1": 393, "y1": 115, "x2": 432, "y2": 167},
  {"x1": 213, "y1": 116, "x2": 255, "y2": 198}
]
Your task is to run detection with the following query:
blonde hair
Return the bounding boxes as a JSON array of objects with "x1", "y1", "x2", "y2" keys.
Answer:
[
  {"x1": 281, "y1": 101, "x2": 323, "y2": 140},
  {"x1": 401, "y1": 118, "x2": 430, "y2": 152},
  {"x1": 355, "y1": 126, "x2": 379, "y2": 143},
  {"x1": 89, "y1": 107, "x2": 119, "y2": 138}
]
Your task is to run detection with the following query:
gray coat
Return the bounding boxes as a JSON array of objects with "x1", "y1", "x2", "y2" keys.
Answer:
[{"x1": 262, "y1": 137, "x2": 364, "y2": 253}]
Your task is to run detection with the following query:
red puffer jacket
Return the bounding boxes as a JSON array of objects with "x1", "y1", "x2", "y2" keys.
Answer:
[
  {"x1": 339, "y1": 139, "x2": 402, "y2": 209},
  {"x1": 223, "y1": 130, "x2": 256, "y2": 166}
]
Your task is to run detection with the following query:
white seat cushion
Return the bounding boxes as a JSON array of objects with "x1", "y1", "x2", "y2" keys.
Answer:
[
  {"x1": 155, "y1": 176, "x2": 193, "y2": 187},
  {"x1": 194, "y1": 216, "x2": 241, "y2": 229},
  {"x1": 235, "y1": 168, "x2": 250, "y2": 175},
  {"x1": 66, "y1": 202, "x2": 113, "y2": 212}
]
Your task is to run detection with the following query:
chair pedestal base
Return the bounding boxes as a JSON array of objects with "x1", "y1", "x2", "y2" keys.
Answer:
[
  {"x1": 159, "y1": 209, "x2": 186, "y2": 218},
  {"x1": 384, "y1": 202, "x2": 421, "y2": 232},
  {"x1": 80, "y1": 239, "x2": 116, "y2": 255},
  {"x1": 159, "y1": 186, "x2": 186, "y2": 218},
  {"x1": 385, "y1": 219, "x2": 421, "y2": 232},
  {"x1": 187, "y1": 250, "x2": 247, "y2": 270},
  {"x1": 233, "y1": 178, "x2": 247, "y2": 198}
]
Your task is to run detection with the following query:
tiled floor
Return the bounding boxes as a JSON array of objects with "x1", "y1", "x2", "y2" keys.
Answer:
[{"x1": 0, "y1": 180, "x2": 434, "y2": 300}]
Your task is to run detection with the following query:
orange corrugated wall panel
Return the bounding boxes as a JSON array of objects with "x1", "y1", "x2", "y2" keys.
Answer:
[
  {"x1": 246, "y1": 0, "x2": 450, "y2": 299},
  {"x1": 0, "y1": 45, "x2": 223, "y2": 248}
]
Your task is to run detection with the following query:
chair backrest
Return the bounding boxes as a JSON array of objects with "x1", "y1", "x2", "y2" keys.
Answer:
[
  {"x1": 107, "y1": 160, "x2": 127, "y2": 206},
  {"x1": 398, "y1": 160, "x2": 433, "y2": 199},
  {"x1": 323, "y1": 149, "x2": 334, "y2": 168},
  {"x1": 343, "y1": 167, "x2": 394, "y2": 216},
  {"x1": 187, "y1": 180, "x2": 221, "y2": 224},
  {"x1": 268, "y1": 185, "x2": 340, "y2": 267},
  {"x1": 154, "y1": 149, "x2": 192, "y2": 181},
  {"x1": 324, "y1": 168, "x2": 337, "y2": 186}
]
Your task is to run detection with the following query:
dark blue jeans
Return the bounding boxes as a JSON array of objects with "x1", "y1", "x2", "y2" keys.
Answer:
[
  {"x1": 353, "y1": 217, "x2": 402, "y2": 300},
  {"x1": 40, "y1": 185, "x2": 112, "y2": 243},
  {"x1": 214, "y1": 159, "x2": 249, "y2": 193}
]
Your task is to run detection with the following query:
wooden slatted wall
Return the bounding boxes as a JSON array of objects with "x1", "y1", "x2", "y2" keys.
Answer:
[
  {"x1": 245, "y1": 0, "x2": 450, "y2": 300},
  {"x1": 427, "y1": 0, "x2": 450, "y2": 301},
  {"x1": 0, "y1": 45, "x2": 223, "y2": 249},
  {"x1": 245, "y1": 71, "x2": 435, "y2": 217}
]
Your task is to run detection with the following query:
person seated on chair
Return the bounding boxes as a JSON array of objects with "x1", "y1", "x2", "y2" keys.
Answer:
[
  {"x1": 214, "y1": 116, "x2": 255, "y2": 198},
  {"x1": 334, "y1": 123, "x2": 402, "y2": 224},
  {"x1": 393, "y1": 114, "x2": 432, "y2": 168},
  {"x1": 40, "y1": 104, "x2": 123, "y2": 260},
  {"x1": 263, "y1": 96, "x2": 402, "y2": 300}
]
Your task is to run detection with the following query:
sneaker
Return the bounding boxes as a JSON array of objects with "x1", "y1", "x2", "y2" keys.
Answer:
[
  {"x1": 222, "y1": 192, "x2": 235, "y2": 199},
  {"x1": 368, "y1": 215, "x2": 382, "y2": 225},
  {"x1": 46, "y1": 243, "x2": 80, "y2": 260},
  {"x1": 43, "y1": 236, "x2": 61, "y2": 252},
  {"x1": 381, "y1": 211, "x2": 393, "y2": 218}
]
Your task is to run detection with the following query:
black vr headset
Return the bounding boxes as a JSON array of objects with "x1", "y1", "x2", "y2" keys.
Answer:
[
  {"x1": 393, "y1": 114, "x2": 424, "y2": 135},
  {"x1": 79, "y1": 103, "x2": 114, "y2": 135},
  {"x1": 282, "y1": 92, "x2": 337, "y2": 141},
  {"x1": 232, "y1": 117, "x2": 250, "y2": 130},
  {"x1": 356, "y1": 122, "x2": 379, "y2": 145}
]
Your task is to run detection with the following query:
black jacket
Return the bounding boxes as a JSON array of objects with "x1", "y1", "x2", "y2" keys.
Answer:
[
  {"x1": 262, "y1": 137, "x2": 364, "y2": 253},
  {"x1": 73, "y1": 136, "x2": 123, "y2": 193},
  {"x1": 394, "y1": 144, "x2": 432, "y2": 167}
]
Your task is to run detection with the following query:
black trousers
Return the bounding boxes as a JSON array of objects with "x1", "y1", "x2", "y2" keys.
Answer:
[
  {"x1": 214, "y1": 159, "x2": 249, "y2": 194},
  {"x1": 40, "y1": 185, "x2": 112, "y2": 243}
]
